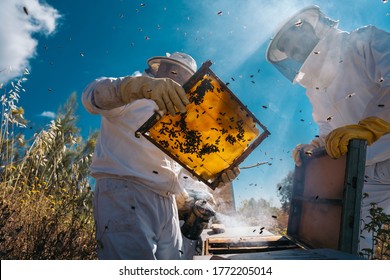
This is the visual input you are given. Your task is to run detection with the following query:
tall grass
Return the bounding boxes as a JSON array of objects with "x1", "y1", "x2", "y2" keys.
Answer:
[{"x1": 0, "y1": 72, "x2": 97, "y2": 259}]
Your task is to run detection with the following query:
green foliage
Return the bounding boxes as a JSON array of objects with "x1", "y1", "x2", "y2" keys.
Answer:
[
  {"x1": 276, "y1": 171, "x2": 293, "y2": 213},
  {"x1": 0, "y1": 76, "x2": 98, "y2": 259},
  {"x1": 360, "y1": 203, "x2": 390, "y2": 260}
]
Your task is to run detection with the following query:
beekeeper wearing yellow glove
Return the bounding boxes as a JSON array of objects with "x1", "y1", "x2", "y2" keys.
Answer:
[
  {"x1": 266, "y1": 5, "x2": 390, "y2": 253},
  {"x1": 82, "y1": 52, "x2": 239, "y2": 260}
]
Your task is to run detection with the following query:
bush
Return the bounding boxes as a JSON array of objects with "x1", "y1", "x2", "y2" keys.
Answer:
[{"x1": 0, "y1": 76, "x2": 97, "y2": 259}]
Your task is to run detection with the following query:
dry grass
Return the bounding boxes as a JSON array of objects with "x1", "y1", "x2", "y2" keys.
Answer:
[{"x1": 0, "y1": 74, "x2": 97, "y2": 259}]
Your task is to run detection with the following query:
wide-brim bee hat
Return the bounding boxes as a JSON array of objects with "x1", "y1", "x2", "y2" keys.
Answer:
[{"x1": 146, "y1": 52, "x2": 197, "y2": 77}]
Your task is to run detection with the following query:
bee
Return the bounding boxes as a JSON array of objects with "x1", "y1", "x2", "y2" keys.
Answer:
[
  {"x1": 305, "y1": 150, "x2": 313, "y2": 156},
  {"x1": 326, "y1": 115, "x2": 333, "y2": 122},
  {"x1": 294, "y1": 19, "x2": 303, "y2": 27}
]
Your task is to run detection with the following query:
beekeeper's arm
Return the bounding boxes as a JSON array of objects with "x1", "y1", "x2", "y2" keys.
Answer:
[
  {"x1": 82, "y1": 76, "x2": 189, "y2": 116},
  {"x1": 326, "y1": 26, "x2": 390, "y2": 158}
]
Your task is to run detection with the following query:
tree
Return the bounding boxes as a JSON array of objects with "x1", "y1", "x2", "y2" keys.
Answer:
[
  {"x1": 236, "y1": 197, "x2": 282, "y2": 233},
  {"x1": 276, "y1": 171, "x2": 294, "y2": 213}
]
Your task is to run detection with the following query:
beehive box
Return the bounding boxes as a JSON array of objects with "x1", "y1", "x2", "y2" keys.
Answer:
[
  {"x1": 287, "y1": 139, "x2": 367, "y2": 254},
  {"x1": 136, "y1": 61, "x2": 270, "y2": 189}
]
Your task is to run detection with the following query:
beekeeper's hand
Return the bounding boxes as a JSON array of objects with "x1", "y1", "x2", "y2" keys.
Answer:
[
  {"x1": 120, "y1": 76, "x2": 189, "y2": 115},
  {"x1": 176, "y1": 190, "x2": 194, "y2": 219},
  {"x1": 217, "y1": 166, "x2": 240, "y2": 188},
  {"x1": 325, "y1": 117, "x2": 390, "y2": 158},
  {"x1": 292, "y1": 136, "x2": 325, "y2": 167}
]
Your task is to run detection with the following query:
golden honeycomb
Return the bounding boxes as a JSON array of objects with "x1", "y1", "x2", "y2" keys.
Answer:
[{"x1": 139, "y1": 61, "x2": 269, "y2": 189}]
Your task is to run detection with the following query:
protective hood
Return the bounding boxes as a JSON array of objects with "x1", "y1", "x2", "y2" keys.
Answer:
[
  {"x1": 294, "y1": 28, "x2": 345, "y2": 89},
  {"x1": 266, "y1": 5, "x2": 339, "y2": 82}
]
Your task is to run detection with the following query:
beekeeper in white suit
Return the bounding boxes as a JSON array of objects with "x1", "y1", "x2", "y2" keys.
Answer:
[
  {"x1": 266, "y1": 5, "x2": 390, "y2": 253},
  {"x1": 82, "y1": 52, "x2": 239, "y2": 260}
]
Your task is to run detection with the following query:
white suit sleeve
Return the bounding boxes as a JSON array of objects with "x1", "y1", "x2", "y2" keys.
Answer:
[
  {"x1": 358, "y1": 26, "x2": 390, "y2": 123},
  {"x1": 81, "y1": 77, "x2": 126, "y2": 117}
]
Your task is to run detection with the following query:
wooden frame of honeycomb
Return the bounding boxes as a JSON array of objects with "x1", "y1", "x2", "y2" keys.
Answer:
[{"x1": 136, "y1": 60, "x2": 270, "y2": 189}]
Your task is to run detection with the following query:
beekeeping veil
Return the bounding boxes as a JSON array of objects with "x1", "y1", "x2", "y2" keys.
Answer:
[{"x1": 266, "y1": 6, "x2": 340, "y2": 86}]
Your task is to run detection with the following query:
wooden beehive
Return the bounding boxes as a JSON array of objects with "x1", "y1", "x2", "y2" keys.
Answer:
[{"x1": 287, "y1": 139, "x2": 367, "y2": 254}]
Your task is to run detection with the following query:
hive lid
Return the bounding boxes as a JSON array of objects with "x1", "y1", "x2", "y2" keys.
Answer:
[{"x1": 136, "y1": 60, "x2": 270, "y2": 189}]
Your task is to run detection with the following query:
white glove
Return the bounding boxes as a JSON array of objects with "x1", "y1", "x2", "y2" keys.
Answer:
[
  {"x1": 120, "y1": 76, "x2": 190, "y2": 115},
  {"x1": 176, "y1": 189, "x2": 194, "y2": 216},
  {"x1": 92, "y1": 76, "x2": 190, "y2": 115},
  {"x1": 216, "y1": 166, "x2": 240, "y2": 188},
  {"x1": 292, "y1": 136, "x2": 325, "y2": 167}
]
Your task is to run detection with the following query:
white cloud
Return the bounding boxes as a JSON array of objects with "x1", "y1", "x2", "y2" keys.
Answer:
[
  {"x1": 131, "y1": 70, "x2": 142, "y2": 77},
  {"x1": 39, "y1": 111, "x2": 56, "y2": 119},
  {"x1": 0, "y1": 0, "x2": 61, "y2": 84}
]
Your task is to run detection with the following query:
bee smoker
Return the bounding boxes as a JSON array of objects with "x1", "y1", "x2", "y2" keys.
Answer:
[{"x1": 181, "y1": 199, "x2": 216, "y2": 240}]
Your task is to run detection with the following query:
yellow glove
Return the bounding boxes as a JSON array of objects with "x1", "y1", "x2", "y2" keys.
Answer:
[{"x1": 325, "y1": 117, "x2": 390, "y2": 158}]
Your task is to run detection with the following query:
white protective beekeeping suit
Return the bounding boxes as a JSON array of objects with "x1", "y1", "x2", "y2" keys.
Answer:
[
  {"x1": 82, "y1": 52, "x2": 199, "y2": 259},
  {"x1": 266, "y1": 5, "x2": 390, "y2": 253},
  {"x1": 82, "y1": 52, "x2": 239, "y2": 260}
]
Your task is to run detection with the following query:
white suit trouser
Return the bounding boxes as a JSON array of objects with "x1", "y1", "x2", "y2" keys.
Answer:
[
  {"x1": 93, "y1": 178, "x2": 183, "y2": 259},
  {"x1": 359, "y1": 158, "x2": 390, "y2": 252}
]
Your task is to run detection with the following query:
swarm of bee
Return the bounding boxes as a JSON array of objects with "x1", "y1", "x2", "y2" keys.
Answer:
[{"x1": 147, "y1": 71, "x2": 265, "y2": 186}]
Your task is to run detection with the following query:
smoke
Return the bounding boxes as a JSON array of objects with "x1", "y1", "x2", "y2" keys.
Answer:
[
  {"x1": 216, "y1": 210, "x2": 277, "y2": 231},
  {"x1": 0, "y1": 0, "x2": 61, "y2": 84},
  {"x1": 215, "y1": 213, "x2": 252, "y2": 228}
]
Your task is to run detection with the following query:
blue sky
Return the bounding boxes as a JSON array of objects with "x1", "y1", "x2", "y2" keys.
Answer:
[{"x1": 1, "y1": 0, "x2": 389, "y2": 208}]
